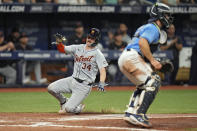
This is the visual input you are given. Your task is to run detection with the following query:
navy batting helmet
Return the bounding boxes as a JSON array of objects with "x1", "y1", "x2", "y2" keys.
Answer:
[
  {"x1": 149, "y1": 3, "x2": 173, "y2": 29},
  {"x1": 87, "y1": 28, "x2": 101, "y2": 47}
]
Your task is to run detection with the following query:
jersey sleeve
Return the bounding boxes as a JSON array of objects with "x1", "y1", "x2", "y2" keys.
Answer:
[
  {"x1": 96, "y1": 50, "x2": 108, "y2": 69},
  {"x1": 64, "y1": 45, "x2": 78, "y2": 54},
  {"x1": 140, "y1": 26, "x2": 159, "y2": 44}
]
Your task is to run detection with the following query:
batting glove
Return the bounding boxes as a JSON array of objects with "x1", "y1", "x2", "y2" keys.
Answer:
[{"x1": 97, "y1": 82, "x2": 105, "y2": 92}]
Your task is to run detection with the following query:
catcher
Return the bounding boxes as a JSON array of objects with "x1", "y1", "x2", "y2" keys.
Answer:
[
  {"x1": 48, "y1": 28, "x2": 108, "y2": 114},
  {"x1": 118, "y1": 3, "x2": 173, "y2": 127}
]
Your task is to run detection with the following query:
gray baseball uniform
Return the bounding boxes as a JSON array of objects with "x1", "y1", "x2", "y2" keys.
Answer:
[{"x1": 48, "y1": 44, "x2": 108, "y2": 113}]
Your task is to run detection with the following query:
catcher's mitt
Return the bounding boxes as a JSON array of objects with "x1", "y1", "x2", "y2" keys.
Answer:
[
  {"x1": 159, "y1": 59, "x2": 174, "y2": 73},
  {"x1": 53, "y1": 33, "x2": 67, "y2": 44}
]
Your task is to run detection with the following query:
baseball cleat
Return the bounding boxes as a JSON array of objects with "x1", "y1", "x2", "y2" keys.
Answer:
[
  {"x1": 124, "y1": 113, "x2": 152, "y2": 128},
  {"x1": 80, "y1": 104, "x2": 85, "y2": 110},
  {"x1": 75, "y1": 104, "x2": 85, "y2": 114},
  {"x1": 58, "y1": 107, "x2": 66, "y2": 114},
  {"x1": 144, "y1": 114, "x2": 149, "y2": 121},
  {"x1": 58, "y1": 99, "x2": 68, "y2": 114}
]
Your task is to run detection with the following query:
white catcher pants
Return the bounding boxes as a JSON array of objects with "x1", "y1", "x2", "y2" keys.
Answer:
[{"x1": 118, "y1": 49, "x2": 153, "y2": 86}]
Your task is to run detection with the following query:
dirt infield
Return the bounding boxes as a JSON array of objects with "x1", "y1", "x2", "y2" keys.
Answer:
[{"x1": 0, "y1": 113, "x2": 197, "y2": 131}]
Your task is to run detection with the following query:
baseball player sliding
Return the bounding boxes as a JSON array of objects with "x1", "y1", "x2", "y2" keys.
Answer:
[
  {"x1": 118, "y1": 3, "x2": 173, "y2": 127},
  {"x1": 48, "y1": 28, "x2": 108, "y2": 114}
]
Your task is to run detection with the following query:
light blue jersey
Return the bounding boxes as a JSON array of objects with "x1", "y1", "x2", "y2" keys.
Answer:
[{"x1": 125, "y1": 23, "x2": 160, "y2": 54}]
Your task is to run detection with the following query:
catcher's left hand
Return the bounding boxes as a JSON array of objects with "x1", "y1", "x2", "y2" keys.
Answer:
[{"x1": 159, "y1": 59, "x2": 174, "y2": 73}]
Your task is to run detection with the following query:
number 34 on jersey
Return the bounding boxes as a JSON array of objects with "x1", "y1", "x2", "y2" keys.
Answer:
[{"x1": 74, "y1": 55, "x2": 93, "y2": 71}]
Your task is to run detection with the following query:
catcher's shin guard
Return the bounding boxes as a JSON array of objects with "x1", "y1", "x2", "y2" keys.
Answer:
[
  {"x1": 125, "y1": 74, "x2": 161, "y2": 115},
  {"x1": 125, "y1": 88, "x2": 142, "y2": 114},
  {"x1": 137, "y1": 74, "x2": 161, "y2": 114}
]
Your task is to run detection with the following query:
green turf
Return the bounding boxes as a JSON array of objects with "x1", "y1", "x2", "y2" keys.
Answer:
[
  {"x1": 185, "y1": 128, "x2": 197, "y2": 131},
  {"x1": 0, "y1": 90, "x2": 197, "y2": 113}
]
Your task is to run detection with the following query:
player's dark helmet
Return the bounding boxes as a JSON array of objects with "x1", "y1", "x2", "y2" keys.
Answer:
[
  {"x1": 87, "y1": 28, "x2": 101, "y2": 47},
  {"x1": 149, "y1": 3, "x2": 173, "y2": 29}
]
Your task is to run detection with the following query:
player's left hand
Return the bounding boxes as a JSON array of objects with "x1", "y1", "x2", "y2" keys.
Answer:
[{"x1": 97, "y1": 82, "x2": 106, "y2": 92}]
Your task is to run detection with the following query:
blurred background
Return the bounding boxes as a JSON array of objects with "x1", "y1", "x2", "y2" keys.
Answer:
[{"x1": 0, "y1": 0, "x2": 197, "y2": 87}]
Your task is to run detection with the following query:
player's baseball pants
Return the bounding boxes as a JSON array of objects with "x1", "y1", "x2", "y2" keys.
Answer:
[
  {"x1": 118, "y1": 49, "x2": 153, "y2": 86},
  {"x1": 48, "y1": 76, "x2": 92, "y2": 112},
  {"x1": 22, "y1": 61, "x2": 42, "y2": 83},
  {"x1": 0, "y1": 65, "x2": 16, "y2": 84}
]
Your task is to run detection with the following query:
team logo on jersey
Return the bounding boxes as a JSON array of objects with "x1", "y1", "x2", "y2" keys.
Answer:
[{"x1": 75, "y1": 55, "x2": 94, "y2": 62}]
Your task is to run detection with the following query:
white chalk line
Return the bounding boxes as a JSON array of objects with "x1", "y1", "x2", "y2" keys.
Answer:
[
  {"x1": 0, "y1": 122, "x2": 163, "y2": 131},
  {"x1": 57, "y1": 114, "x2": 197, "y2": 121},
  {"x1": 0, "y1": 120, "x2": 13, "y2": 123}
]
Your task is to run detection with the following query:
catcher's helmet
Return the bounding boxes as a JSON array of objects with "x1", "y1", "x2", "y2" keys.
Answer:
[
  {"x1": 149, "y1": 3, "x2": 173, "y2": 29},
  {"x1": 87, "y1": 28, "x2": 101, "y2": 47}
]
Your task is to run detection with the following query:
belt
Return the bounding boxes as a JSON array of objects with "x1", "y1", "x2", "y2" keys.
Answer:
[
  {"x1": 127, "y1": 48, "x2": 143, "y2": 57},
  {"x1": 126, "y1": 49, "x2": 131, "y2": 51},
  {"x1": 73, "y1": 77, "x2": 93, "y2": 86}
]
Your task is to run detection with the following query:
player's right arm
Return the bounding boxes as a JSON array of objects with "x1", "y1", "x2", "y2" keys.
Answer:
[
  {"x1": 139, "y1": 38, "x2": 161, "y2": 70},
  {"x1": 56, "y1": 43, "x2": 78, "y2": 55},
  {"x1": 56, "y1": 43, "x2": 66, "y2": 53},
  {"x1": 54, "y1": 33, "x2": 77, "y2": 54},
  {"x1": 0, "y1": 44, "x2": 10, "y2": 51},
  {"x1": 0, "y1": 42, "x2": 15, "y2": 51},
  {"x1": 139, "y1": 26, "x2": 162, "y2": 70}
]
